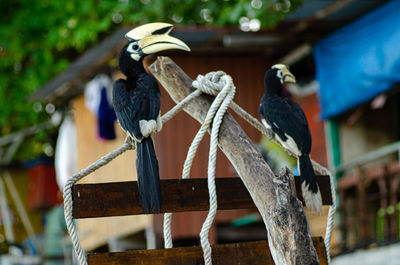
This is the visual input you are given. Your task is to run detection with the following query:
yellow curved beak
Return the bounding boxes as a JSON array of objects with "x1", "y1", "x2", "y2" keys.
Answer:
[
  {"x1": 125, "y1": 22, "x2": 190, "y2": 55},
  {"x1": 125, "y1": 22, "x2": 173, "y2": 41},
  {"x1": 139, "y1": 34, "x2": 191, "y2": 55},
  {"x1": 272, "y1": 64, "x2": 296, "y2": 84}
]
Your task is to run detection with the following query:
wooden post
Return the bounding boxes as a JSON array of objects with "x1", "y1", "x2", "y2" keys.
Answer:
[
  {"x1": 356, "y1": 167, "x2": 368, "y2": 241},
  {"x1": 378, "y1": 169, "x2": 389, "y2": 240},
  {"x1": 338, "y1": 189, "x2": 347, "y2": 249},
  {"x1": 389, "y1": 169, "x2": 400, "y2": 239},
  {"x1": 148, "y1": 56, "x2": 320, "y2": 265}
]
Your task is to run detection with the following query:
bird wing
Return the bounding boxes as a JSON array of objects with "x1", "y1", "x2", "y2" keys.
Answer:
[
  {"x1": 113, "y1": 76, "x2": 161, "y2": 140},
  {"x1": 261, "y1": 96, "x2": 311, "y2": 154},
  {"x1": 113, "y1": 79, "x2": 142, "y2": 139},
  {"x1": 136, "y1": 74, "x2": 161, "y2": 121}
]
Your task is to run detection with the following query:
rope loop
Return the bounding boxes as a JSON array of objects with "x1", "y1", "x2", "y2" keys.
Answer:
[
  {"x1": 164, "y1": 71, "x2": 236, "y2": 265},
  {"x1": 192, "y1": 71, "x2": 230, "y2": 96}
]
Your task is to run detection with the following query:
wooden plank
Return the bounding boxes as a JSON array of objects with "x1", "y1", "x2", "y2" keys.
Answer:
[
  {"x1": 72, "y1": 176, "x2": 332, "y2": 219},
  {"x1": 87, "y1": 237, "x2": 327, "y2": 265}
]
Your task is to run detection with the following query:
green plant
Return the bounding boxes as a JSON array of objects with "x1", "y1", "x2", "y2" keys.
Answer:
[{"x1": 0, "y1": 0, "x2": 305, "y2": 162}]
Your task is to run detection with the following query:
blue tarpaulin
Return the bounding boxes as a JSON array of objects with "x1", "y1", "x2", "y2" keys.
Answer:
[{"x1": 314, "y1": 1, "x2": 400, "y2": 119}]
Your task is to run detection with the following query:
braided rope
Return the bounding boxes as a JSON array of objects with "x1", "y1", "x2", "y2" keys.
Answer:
[
  {"x1": 230, "y1": 102, "x2": 274, "y2": 140},
  {"x1": 163, "y1": 72, "x2": 235, "y2": 265},
  {"x1": 63, "y1": 137, "x2": 134, "y2": 265},
  {"x1": 197, "y1": 72, "x2": 235, "y2": 265},
  {"x1": 313, "y1": 164, "x2": 336, "y2": 264},
  {"x1": 161, "y1": 89, "x2": 202, "y2": 124}
]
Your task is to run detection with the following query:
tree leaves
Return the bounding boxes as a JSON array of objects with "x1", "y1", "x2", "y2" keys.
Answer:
[{"x1": 0, "y1": 0, "x2": 305, "y2": 162}]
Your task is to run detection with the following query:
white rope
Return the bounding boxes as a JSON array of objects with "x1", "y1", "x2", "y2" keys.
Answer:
[
  {"x1": 198, "y1": 73, "x2": 235, "y2": 265},
  {"x1": 63, "y1": 137, "x2": 134, "y2": 265},
  {"x1": 312, "y1": 163, "x2": 336, "y2": 265},
  {"x1": 161, "y1": 89, "x2": 202, "y2": 124},
  {"x1": 163, "y1": 89, "x2": 203, "y2": 249},
  {"x1": 163, "y1": 71, "x2": 235, "y2": 265},
  {"x1": 325, "y1": 174, "x2": 336, "y2": 264}
]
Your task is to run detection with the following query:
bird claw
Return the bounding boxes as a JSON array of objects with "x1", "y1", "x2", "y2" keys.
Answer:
[{"x1": 139, "y1": 119, "x2": 157, "y2": 137}]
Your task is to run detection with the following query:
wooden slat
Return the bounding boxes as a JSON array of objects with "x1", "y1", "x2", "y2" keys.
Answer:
[
  {"x1": 73, "y1": 176, "x2": 332, "y2": 218},
  {"x1": 87, "y1": 236, "x2": 327, "y2": 265}
]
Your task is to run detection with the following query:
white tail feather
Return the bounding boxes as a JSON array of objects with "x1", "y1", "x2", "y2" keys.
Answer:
[{"x1": 301, "y1": 182, "x2": 322, "y2": 215}]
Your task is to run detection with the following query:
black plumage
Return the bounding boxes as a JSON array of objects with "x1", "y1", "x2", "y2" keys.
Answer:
[
  {"x1": 113, "y1": 43, "x2": 162, "y2": 213},
  {"x1": 259, "y1": 65, "x2": 322, "y2": 214},
  {"x1": 112, "y1": 23, "x2": 189, "y2": 213}
]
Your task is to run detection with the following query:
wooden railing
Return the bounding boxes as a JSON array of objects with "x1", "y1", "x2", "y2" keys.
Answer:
[
  {"x1": 72, "y1": 176, "x2": 333, "y2": 264},
  {"x1": 338, "y1": 162, "x2": 400, "y2": 250}
]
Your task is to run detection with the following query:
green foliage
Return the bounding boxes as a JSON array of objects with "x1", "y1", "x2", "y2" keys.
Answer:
[{"x1": 0, "y1": 0, "x2": 304, "y2": 162}]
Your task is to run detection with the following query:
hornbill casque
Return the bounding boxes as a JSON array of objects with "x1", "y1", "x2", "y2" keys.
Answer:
[
  {"x1": 112, "y1": 23, "x2": 190, "y2": 213},
  {"x1": 259, "y1": 64, "x2": 322, "y2": 214}
]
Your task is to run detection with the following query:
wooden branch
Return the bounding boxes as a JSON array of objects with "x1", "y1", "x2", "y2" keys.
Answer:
[
  {"x1": 87, "y1": 237, "x2": 328, "y2": 265},
  {"x1": 148, "y1": 57, "x2": 320, "y2": 265},
  {"x1": 72, "y1": 176, "x2": 332, "y2": 218}
]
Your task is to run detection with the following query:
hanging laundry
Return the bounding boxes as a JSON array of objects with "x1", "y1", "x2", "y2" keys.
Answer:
[
  {"x1": 84, "y1": 74, "x2": 117, "y2": 140},
  {"x1": 55, "y1": 115, "x2": 78, "y2": 190},
  {"x1": 98, "y1": 85, "x2": 117, "y2": 139}
]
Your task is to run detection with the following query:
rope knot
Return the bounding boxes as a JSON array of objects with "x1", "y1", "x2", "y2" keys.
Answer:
[{"x1": 192, "y1": 71, "x2": 232, "y2": 96}]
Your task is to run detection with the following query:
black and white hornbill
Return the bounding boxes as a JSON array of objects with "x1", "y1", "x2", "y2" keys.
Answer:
[
  {"x1": 259, "y1": 64, "x2": 322, "y2": 214},
  {"x1": 112, "y1": 23, "x2": 190, "y2": 213}
]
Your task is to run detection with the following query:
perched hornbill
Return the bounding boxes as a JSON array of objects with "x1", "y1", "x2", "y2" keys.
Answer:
[
  {"x1": 259, "y1": 64, "x2": 322, "y2": 214},
  {"x1": 113, "y1": 23, "x2": 190, "y2": 213}
]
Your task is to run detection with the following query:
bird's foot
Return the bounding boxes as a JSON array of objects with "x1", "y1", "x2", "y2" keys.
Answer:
[
  {"x1": 301, "y1": 182, "x2": 322, "y2": 215},
  {"x1": 139, "y1": 119, "x2": 157, "y2": 137}
]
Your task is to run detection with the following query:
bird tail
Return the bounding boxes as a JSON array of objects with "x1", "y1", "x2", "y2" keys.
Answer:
[
  {"x1": 299, "y1": 154, "x2": 322, "y2": 215},
  {"x1": 136, "y1": 137, "x2": 161, "y2": 213}
]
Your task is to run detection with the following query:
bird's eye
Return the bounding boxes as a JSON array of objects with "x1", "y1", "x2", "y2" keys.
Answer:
[{"x1": 127, "y1": 42, "x2": 140, "y2": 53}]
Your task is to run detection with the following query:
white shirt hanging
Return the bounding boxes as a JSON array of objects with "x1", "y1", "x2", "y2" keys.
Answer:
[
  {"x1": 55, "y1": 116, "x2": 78, "y2": 190},
  {"x1": 84, "y1": 74, "x2": 113, "y2": 114}
]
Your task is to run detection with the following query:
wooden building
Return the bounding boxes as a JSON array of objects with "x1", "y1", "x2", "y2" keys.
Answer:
[
  {"x1": 32, "y1": 0, "x2": 391, "y2": 252},
  {"x1": 30, "y1": 22, "x2": 333, "y2": 250}
]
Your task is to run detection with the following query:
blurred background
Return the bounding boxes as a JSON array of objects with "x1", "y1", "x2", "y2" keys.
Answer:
[{"x1": 1, "y1": 0, "x2": 400, "y2": 264}]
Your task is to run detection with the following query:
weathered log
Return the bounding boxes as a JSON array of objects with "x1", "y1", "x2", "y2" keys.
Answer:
[{"x1": 148, "y1": 56, "x2": 320, "y2": 265}]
